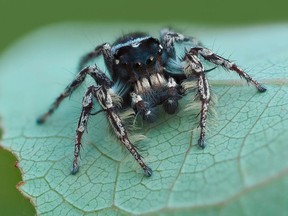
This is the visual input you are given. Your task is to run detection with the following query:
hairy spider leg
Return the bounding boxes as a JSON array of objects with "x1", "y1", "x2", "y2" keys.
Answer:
[
  {"x1": 184, "y1": 46, "x2": 267, "y2": 148},
  {"x1": 184, "y1": 51, "x2": 210, "y2": 148},
  {"x1": 189, "y1": 47, "x2": 267, "y2": 92},
  {"x1": 72, "y1": 84, "x2": 152, "y2": 176},
  {"x1": 94, "y1": 86, "x2": 152, "y2": 177},
  {"x1": 37, "y1": 65, "x2": 113, "y2": 124},
  {"x1": 78, "y1": 43, "x2": 113, "y2": 71},
  {"x1": 160, "y1": 28, "x2": 203, "y2": 57},
  {"x1": 72, "y1": 86, "x2": 94, "y2": 174}
]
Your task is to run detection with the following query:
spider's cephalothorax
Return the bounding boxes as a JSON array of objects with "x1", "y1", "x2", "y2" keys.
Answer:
[{"x1": 37, "y1": 29, "x2": 266, "y2": 176}]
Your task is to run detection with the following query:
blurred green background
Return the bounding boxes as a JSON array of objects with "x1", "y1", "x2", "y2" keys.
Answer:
[
  {"x1": 0, "y1": 0, "x2": 287, "y2": 215},
  {"x1": 1, "y1": 0, "x2": 288, "y2": 53}
]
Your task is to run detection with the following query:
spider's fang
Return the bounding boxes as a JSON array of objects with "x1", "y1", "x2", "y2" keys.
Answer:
[
  {"x1": 149, "y1": 74, "x2": 159, "y2": 87},
  {"x1": 135, "y1": 73, "x2": 167, "y2": 94},
  {"x1": 141, "y1": 78, "x2": 151, "y2": 92}
]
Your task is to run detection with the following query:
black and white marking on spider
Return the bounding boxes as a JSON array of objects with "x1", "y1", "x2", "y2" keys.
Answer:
[{"x1": 37, "y1": 29, "x2": 266, "y2": 176}]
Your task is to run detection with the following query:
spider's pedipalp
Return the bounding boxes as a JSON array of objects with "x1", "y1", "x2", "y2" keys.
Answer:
[
  {"x1": 163, "y1": 77, "x2": 181, "y2": 114},
  {"x1": 131, "y1": 92, "x2": 155, "y2": 122}
]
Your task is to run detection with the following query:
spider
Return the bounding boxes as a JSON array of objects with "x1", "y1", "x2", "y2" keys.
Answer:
[{"x1": 37, "y1": 28, "x2": 266, "y2": 177}]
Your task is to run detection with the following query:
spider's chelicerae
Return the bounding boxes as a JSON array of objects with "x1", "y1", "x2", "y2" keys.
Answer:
[{"x1": 37, "y1": 29, "x2": 266, "y2": 176}]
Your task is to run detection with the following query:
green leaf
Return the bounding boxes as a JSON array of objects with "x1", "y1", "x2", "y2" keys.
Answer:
[{"x1": 0, "y1": 23, "x2": 288, "y2": 215}]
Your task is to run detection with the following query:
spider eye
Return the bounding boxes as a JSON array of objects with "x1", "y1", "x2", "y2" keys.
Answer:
[
  {"x1": 134, "y1": 62, "x2": 142, "y2": 68},
  {"x1": 115, "y1": 59, "x2": 120, "y2": 65},
  {"x1": 122, "y1": 62, "x2": 128, "y2": 66},
  {"x1": 146, "y1": 56, "x2": 154, "y2": 65}
]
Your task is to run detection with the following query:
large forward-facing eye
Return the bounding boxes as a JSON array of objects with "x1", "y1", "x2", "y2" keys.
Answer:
[
  {"x1": 146, "y1": 56, "x2": 154, "y2": 65},
  {"x1": 121, "y1": 62, "x2": 128, "y2": 66},
  {"x1": 134, "y1": 62, "x2": 142, "y2": 68}
]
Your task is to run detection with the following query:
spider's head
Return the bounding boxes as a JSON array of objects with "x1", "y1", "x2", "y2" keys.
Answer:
[{"x1": 111, "y1": 33, "x2": 164, "y2": 83}]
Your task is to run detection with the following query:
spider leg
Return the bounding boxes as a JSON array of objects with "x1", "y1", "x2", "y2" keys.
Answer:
[
  {"x1": 184, "y1": 50, "x2": 211, "y2": 149},
  {"x1": 160, "y1": 28, "x2": 203, "y2": 57},
  {"x1": 72, "y1": 83, "x2": 152, "y2": 176},
  {"x1": 94, "y1": 86, "x2": 153, "y2": 176},
  {"x1": 37, "y1": 65, "x2": 113, "y2": 124},
  {"x1": 188, "y1": 47, "x2": 267, "y2": 92},
  {"x1": 197, "y1": 73, "x2": 210, "y2": 148},
  {"x1": 78, "y1": 43, "x2": 113, "y2": 71},
  {"x1": 72, "y1": 86, "x2": 94, "y2": 174}
]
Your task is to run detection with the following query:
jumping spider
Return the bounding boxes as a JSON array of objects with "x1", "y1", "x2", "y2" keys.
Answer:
[{"x1": 37, "y1": 29, "x2": 266, "y2": 176}]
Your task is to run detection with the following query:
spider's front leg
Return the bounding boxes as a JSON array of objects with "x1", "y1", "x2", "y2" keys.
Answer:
[
  {"x1": 184, "y1": 52, "x2": 210, "y2": 148},
  {"x1": 73, "y1": 83, "x2": 152, "y2": 176},
  {"x1": 72, "y1": 86, "x2": 94, "y2": 174},
  {"x1": 93, "y1": 86, "x2": 153, "y2": 177},
  {"x1": 36, "y1": 65, "x2": 113, "y2": 124},
  {"x1": 78, "y1": 43, "x2": 112, "y2": 71}
]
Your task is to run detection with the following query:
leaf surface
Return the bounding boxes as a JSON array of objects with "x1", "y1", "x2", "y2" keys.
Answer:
[{"x1": 0, "y1": 24, "x2": 287, "y2": 215}]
